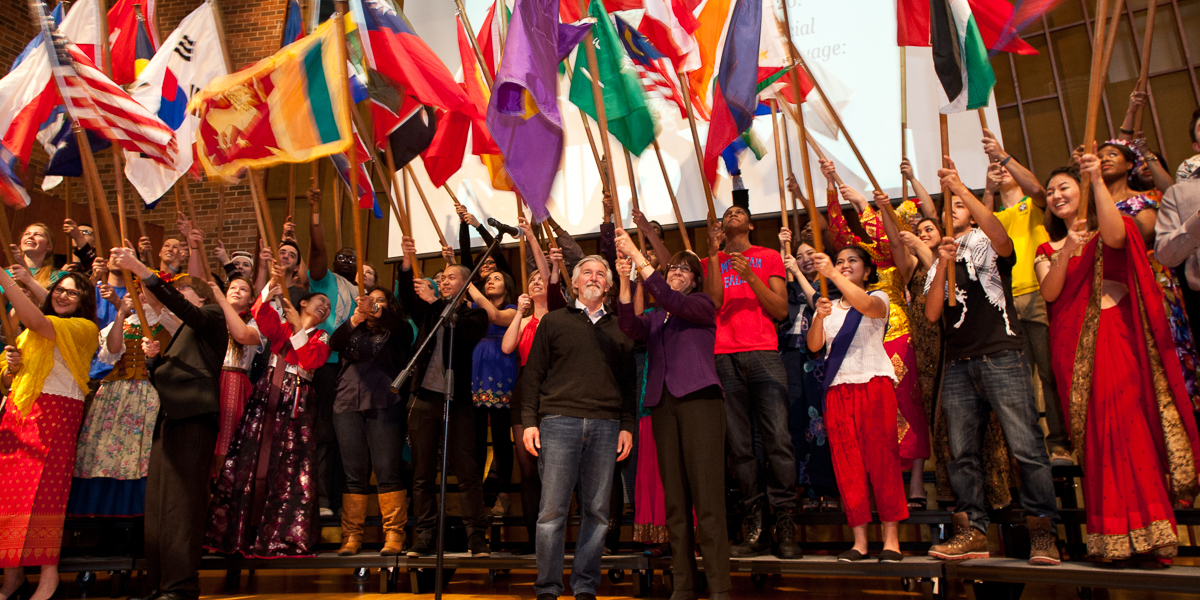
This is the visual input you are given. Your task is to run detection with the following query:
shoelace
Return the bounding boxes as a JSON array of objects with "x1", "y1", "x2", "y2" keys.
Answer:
[
  {"x1": 1030, "y1": 530, "x2": 1056, "y2": 551},
  {"x1": 945, "y1": 527, "x2": 976, "y2": 547},
  {"x1": 777, "y1": 516, "x2": 796, "y2": 538}
]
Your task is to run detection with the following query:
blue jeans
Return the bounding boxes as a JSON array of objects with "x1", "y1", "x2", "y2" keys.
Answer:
[
  {"x1": 535, "y1": 415, "x2": 620, "y2": 597},
  {"x1": 942, "y1": 349, "x2": 1059, "y2": 531},
  {"x1": 717, "y1": 351, "x2": 797, "y2": 511}
]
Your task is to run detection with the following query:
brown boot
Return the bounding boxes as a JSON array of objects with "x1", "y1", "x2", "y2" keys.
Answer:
[
  {"x1": 928, "y1": 512, "x2": 989, "y2": 560},
  {"x1": 338, "y1": 494, "x2": 369, "y2": 556},
  {"x1": 378, "y1": 490, "x2": 408, "y2": 556},
  {"x1": 1026, "y1": 515, "x2": 1062, "y2": 565}
]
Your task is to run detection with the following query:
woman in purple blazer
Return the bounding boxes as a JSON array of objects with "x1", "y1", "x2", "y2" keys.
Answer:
[{"x1": 615, "y1": 229, "x2": 730, "y2": 600}]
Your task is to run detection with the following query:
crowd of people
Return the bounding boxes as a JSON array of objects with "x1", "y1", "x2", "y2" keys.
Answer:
[{"x1": 1, "y1": 96, "x2": 1200, "y2": 600}]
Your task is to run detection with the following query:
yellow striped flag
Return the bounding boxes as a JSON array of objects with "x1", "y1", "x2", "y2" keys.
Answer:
[{"x1": 189, "y1": 17, "x2": 352, "y2": 179}]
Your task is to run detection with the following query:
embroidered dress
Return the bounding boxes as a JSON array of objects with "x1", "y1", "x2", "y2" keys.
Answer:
[
  {"x1": 217, "y1": 317, "x2": 265, "y2": 459},
  {"x1": 632, "y1": 331, "x2": 668, "y2": 544},
  {"x1": 69, "y1": 307, "x2": 178, "y2": 516},
  {"x1": 828, "y1": 197, "x2": 930, "y2": 460},
  {"x1": 1036, "y1": 217, "x2": 1200, "y2": 559},
  {"x1": 0, "y1": 318, "x2": 100, "y2": 567},
  {"x1": 1116, "y1": 193, "x2": 1200, "y2": 409},
  {"x1": 205, "y1": 299, "x2": 331, "y2": 558},
  {"x1": 472, "y1": 304, "x2": 518, "y2": 408}
]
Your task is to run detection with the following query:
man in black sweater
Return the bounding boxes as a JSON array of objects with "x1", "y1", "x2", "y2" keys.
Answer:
[
  {"x1": 395, "y1": 236, "x2": 492, "y2": 558},
  {"x1": 110, "y1": 247, "x2": 228, "y2": 600},
  {"x1": 521, "y1": 255, "x2": 635, "y2": 600}
]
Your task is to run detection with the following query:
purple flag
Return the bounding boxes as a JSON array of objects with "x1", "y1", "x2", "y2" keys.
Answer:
[{"x1": 485, "y1": 0, "x2": 590, "y2": 222}]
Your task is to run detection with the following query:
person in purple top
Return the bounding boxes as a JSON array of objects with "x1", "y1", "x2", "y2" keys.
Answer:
[{"x1": 614, "y1": 228, "x2": 730, "y2": 600}]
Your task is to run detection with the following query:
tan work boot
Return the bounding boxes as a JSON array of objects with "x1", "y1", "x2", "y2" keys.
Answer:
[
  {"x1": 1026, "y1": 515, "x2": 1062, "y2": 565},
  {"x1": 378, "y1": 490, "x2": 408, "y2": 556},
  {"x1": 338, "y1": 493, "x2": 369, "y2": 556},
  {"x1": 928, "y1": 512, "x2": 989, "y2": 560}
]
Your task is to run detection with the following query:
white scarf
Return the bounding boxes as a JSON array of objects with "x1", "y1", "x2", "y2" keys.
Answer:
[{"x1": 923, "y1": 228, "x2": 1015, "y2": 335}]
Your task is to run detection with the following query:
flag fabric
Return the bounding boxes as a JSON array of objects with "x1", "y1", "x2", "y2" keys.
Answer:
[
  {"x1": 350, "y1": 0, "x2": 477, "y2": 142},
  {"x1": 970, "y1": 0, "x2": 1038, "y2": 56},
  {"x1": 332, "y1": 128, "x2": 381, "y2": 217},
  {"x1": 931, "y1": 0, "x2": 997, "y2": 113},
  {"x1": 687, "y1": 0, "x2": 732, "y2": 116},
  {"x1": 774, "y1": 52, "x2": 854, "y2": 139},
  {"x1": 190, "y1": 17, "x2": 352, "y2": 179},
  {"x1": 282, "y1": 0, "x2": 304, "y2": 45},
  {"x1": 897, "y1": 0, "x2": 930, "y2": 46},
  {"x1": 636, "y1": 0, "x2": 699, "y2": 73},
  {"x1": 476, "y1": 0, "x2": 508, "y2": 82},
  {"x1": 569, "y1": 0, "x2": 658, "y2": 156},
  {"x1": 12, "y1": 3, "x2": 63, "y2": 70},
  {"x1": 559, "y1": 0, "x2": 642, "y2": 23},
  {"x1": 421, "y1": 14, "x2": 504, "y2": 189},
  {"x1": 486, "y1": 0, "x2": 591, "y2": 221},
  {"x1": 386, "y1": 104, "x2": 438, "y2": 170},
  {"x1": 124, "y1": 2, "x2": 227, "y2": 204},
  {"x1": 133, "y1": 12, "x2": 156, "y2": 78},
  {"x1": 108, "y1": 0, "x2": 153, "y2": 84},
  {"x1": 702, "y1": 0, "x2": 764, "y2": 183},
  {"x1": 0, "y1": 145, "x2": 31, "y2": 208},
  {"x1": 615, "y1": 15, "x2": 687, "y2": 120}
]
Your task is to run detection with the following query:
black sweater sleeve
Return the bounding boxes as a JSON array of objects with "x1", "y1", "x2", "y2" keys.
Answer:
[
  {"x1": 617, "y1": 342, "x2": 637, "y2": 434},
  {"x1": 474, "y1": 224, "x2": 511, "y2": 278},
  {"x1": 459, "y1": 221, "x2": 474, "y2": 272},
  {"x1": 144, "y1": 274, "x2": 222, "y2": 338},
  {"x1": 329, "y1": 318, "x2": 357, "y2": 352}
]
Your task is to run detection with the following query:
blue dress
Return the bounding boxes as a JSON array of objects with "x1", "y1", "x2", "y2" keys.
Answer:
[{"x1": 472, "y1": 304, "x2": 518, "y2": 408}]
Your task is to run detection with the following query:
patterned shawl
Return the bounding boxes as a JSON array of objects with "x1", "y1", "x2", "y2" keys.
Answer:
[{"x1": 2, "y1": 316, "x2": 100, "y2": 416}]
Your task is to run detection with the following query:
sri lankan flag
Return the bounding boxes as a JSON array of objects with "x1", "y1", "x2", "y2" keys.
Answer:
[{"x1": 189, "y1": 17, "x2": 352, "y2": 180}]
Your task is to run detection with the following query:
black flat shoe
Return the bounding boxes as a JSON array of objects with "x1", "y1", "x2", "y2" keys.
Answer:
[
  {"x1": 879, "y1": 550, "x2": 904, "y2": 563},
  {"x1": 838, "y1": 549, "x2": 868, "y2": 562}
]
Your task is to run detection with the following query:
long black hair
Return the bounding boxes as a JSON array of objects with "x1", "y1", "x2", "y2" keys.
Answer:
[
  {"x1": 1043, "y1": 167, "x2": 1098, "y2": 242},
  {"x1": 41, "y1": 272, "x2": 97, "y2": 322},
  {"x1": 835, "y1": 246, "x2": 879, "y2": 286}
]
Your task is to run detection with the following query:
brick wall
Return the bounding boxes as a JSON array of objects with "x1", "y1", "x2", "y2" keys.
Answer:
[{"x1": 1, "y1": 0, "x2": 396, "y2": 273}]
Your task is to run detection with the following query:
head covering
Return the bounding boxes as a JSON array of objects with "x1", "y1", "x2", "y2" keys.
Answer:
[
  {"x1": 1102, "y1": 138, "x2": 1145, "y2": 187},
  {"x1": 230, "y1": 251, "x2": 253, "y2": 262}
]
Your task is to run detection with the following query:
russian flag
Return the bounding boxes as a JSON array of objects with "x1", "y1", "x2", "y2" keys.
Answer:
[{"x1": 702, "y1": 0, "x2": 761, "y2": 184}]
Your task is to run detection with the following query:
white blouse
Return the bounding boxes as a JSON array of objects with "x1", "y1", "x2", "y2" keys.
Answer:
[
  {"x1": 42, "y1": 348, "x2": 85, "y2": 401},
  {"x1": 96, "y1": 305, "x2": 182, "y2": 365},
  {"x1": 822, "y1": 291, "x2": 897, "y2": 387},
  {"x1": 223, "y1": 317, "x2": 266, "y2": 372}
]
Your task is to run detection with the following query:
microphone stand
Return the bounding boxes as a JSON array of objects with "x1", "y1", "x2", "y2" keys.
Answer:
[{"x1": 390, "y1": 227, "x2": 510, "y2": 600}]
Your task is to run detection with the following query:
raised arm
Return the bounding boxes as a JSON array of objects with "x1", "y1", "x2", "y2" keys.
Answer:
[
  {"x1": 500, "y1": 294, "x2": 531, "y2": 355},
  {"x1": 873, "y1": 190, "x2": 915, "y2": 283},
  {"x1": 941, "y1": 159, "x2": 1013, "y2": 256},
  {"x1": 519, "y1": 217, "x2": 551, "y2": 285},
  {"x1": 103, "y1": 296, "x2": 133, "y2": 355},
  {"x1": 207, "y1": 280, "x2": 263, "y2": 346},
  {"x1": 632, "y1": 209, "x2": 672, "y2": 273},
  {"x1": 1081, "y1": 154, "x2": 1127, "y2": 250},
  {"x1": 901, "y1": 159, "x2": 938, "y2": 219},
  {"x1": 307, "y1": 186, "x2": 329, "y2": 281},
  {"x1": 924, "y1": 237, "x2": 956, "y2": 323},
  {"x1": 812, "y1": 253, "x2": 888, "y2": 318},
  {"x1": 704, "y1": 215, "x2": 724, "y2": 309},
  {"x1": 457, "y1": 213, "x2": 474, "y2": 271},
  {"x1": 467, "y1": 283, "x2": 516, "y2": 327},
  {"x1": 982, "y1": 130, "x2": 1046, "y2": 208}
]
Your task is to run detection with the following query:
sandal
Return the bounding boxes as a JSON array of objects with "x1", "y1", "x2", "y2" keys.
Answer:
[
  {"x1": 820, "y1": 497, "x2": 841, "y2": 512},
  {"x1": 801, "y1": 497, "x2": 820, "y2": 512}
]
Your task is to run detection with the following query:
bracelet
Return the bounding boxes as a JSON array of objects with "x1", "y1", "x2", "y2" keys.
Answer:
[
  {"x1": 638, "y1": 259, "x2": 652, "y2": 271},
  {"x1": 1000, "y1": 155, "x2": 1013, "y2": 166},
  {"x1": 1120, "y1": 127, "x2": 1134, "y2": 134}
]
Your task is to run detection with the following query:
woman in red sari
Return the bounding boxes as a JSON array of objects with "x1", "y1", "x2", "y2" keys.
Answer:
[
  {"x1": 0, "y1": 271, "x2": 98, "y2": 599},
  {"x1": 1034, "y1": 154, "x2": 1200, "y2": 565}
]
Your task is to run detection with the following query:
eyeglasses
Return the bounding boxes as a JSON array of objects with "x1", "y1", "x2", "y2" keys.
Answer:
[
  {"x1": 53, "y1": 287, "x2": 83, "y2": 300},
  {"x1": 667, "y1": 263, "x2": 692, "y2": 274},
  {"x1": 335, "y1": 254, "x2": 356, "y2": 264}
]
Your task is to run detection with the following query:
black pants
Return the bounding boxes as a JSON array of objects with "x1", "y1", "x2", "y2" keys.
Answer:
[
  {"x1": 313, "y1": 363, "x2": 344, "y2": 511},
  {"x1": 144, "y1": 413, "x2": 218, "y2": 600},
  {"x1": 652, "y1": 386, "x2": 731, "y2": 593},
  {"x1": 409, "y1": 390, "x2": 489, "y2": 539},
  {"x1": 333, "y1": 403, "x2": 407, "y2": 494},
  {"x1": 474, "y1": 406, "x2": 513, "y2": 497}
]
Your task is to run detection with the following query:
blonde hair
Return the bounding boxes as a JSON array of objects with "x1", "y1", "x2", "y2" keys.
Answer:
[{"x1": 24, "y1": 223, "x2": 57, "y2": 288}]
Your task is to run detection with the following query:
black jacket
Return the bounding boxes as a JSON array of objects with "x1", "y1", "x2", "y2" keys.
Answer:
[
  {"x1": 144, "y1": 274, "x2": 228, "y2": 420},
  {"x1": 329, "y1": 308, "x2": 414, "y2": 413},
  {"x1": 397, "y1": 265, "x2": 488, "y2": 404}
]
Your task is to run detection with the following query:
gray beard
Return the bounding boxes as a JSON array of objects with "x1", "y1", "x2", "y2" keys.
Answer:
[{"x1": 581, "y1": 285, "x2": 604, "y2": 301}]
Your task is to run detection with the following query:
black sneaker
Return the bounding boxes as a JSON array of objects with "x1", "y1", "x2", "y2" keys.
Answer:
[
  {"x1": 838, "y1": 549, "x2": 868, "y2": 562},
  {"x1": 407, "y1": 536, "x2": 434, "y2": 557},
  {"x1": 468, "y1": 531, "x2": 491, "y2": 557},
  {"x1": 730, "y1": 504, "x2": 771, "y2": 557},
  {"x1": 537, "y1": 594, "x2": 558, "y2": 600},
  {"x1": 879, "y1": 549, "x2": 904, "y2": 563},
  {"x1": 575, "y1": 593, "x2": 597, "y2": 600}
]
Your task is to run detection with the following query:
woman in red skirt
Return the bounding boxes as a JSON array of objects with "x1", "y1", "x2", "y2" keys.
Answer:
[
  {"x1": 808, "y1": 247, "x2": 909, "y2": 563},
  {"x1": 0, "y1": 270, "x2": 99, "y2": 599},
  {"x1": 205, "y1": 276, "x2": 266, "y2": 475}
]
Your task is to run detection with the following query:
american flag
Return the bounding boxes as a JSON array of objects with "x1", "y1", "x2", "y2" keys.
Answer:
[
  {"x1": 614, "y1": 16, "x2": 688, "y2": 120},
  {"x1": 48, "y1": 31, "x2": 177, "y2": 168}
]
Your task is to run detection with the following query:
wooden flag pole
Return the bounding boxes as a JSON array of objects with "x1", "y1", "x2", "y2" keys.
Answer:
[
  {"x1": 404, "y1": 164, "x2": 452, "y2": 258},
  {"x1": 1132, "y1": 0, "x2": 1158, "y2": 132},
  {"x1": 453, "y1": 0, "x2": 494, "y2": 90},
  {"x1": 789, "y1": 104, "x2": 826, "y2": 298},
  {"x1": 382, "y1": 144, "x2": 421, "y2": 278},
  {"x1": 247, "y1": 169, "x2": 288, "y2": 291},
  {"x1": 540, "y1": 221, "x2": 568, "y2": 276},
  {"x1": 977, "y1": 108, "x2": 988, "y2": 131},
  {"x1": 287, "y1": 164, "x2": 297, "y2": 222},
  {"x1": 442, "y1": 184, "x2": 463, "y2": 207},
  {"x1": 0, "y1": 205, "x2": 19, "y2": 343},
  {"x1": 901, "y1": 51, "x2": 910, "y2": 208},
  {"x1": 83, "y1": 159, "x2": 105, "y2": 258},
  {"x1": 770, "y1": 101, "x2": 790, "y2": 261},
  {"x1": 516, "y1": 195, "x2": 528, "y2": 292},
  {"x1": 676, "y1": 72, "x2": 716, "y2": 219},
  {"x1": 75, "y1": 126, "x2": 151, "y2": 330},
  {"x1": 1079, "y1": 0, "x2": 1115, "y2": 222},
  {"x1": 215, "y1": 182, "x2": 226, "y2": 243},
  {"x1": 333, "y1": 173, "x2": 344, "y2": 250},
  {"x1": 621, "y1": 149, "x2": 647, "y2": 251},
  {"x1": 131, "y1": 190, "x2": 147, "y2": 241},
  {"x1": 575, "y1": 0, "x2": 619, "y2": 210},
  {"x1": 940, "y1": 113, "x2": 956, "y2": 306},
  {"x1": 778, "y1": 102, "x2": 801, "y2": 241},
  {"x1": 333, "y1": 0, "x2": 365, "y2": 295},
  {"x1": 178, "y1": 180, "x2": 210, "y2": 281},
  {"x1": 651, "y1": 139, "x2": 692, "y2": 253},
  {"x1": 562, "y1": 57, "x2": 607, "y2": 190}
]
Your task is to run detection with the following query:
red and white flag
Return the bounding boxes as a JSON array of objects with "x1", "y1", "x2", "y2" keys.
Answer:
[
  {"x1": 50, "y1": 33, "x2": 178, "y2": 167},
  {"x1": 638, "y1": 0, "x2": 699, "y2": 73}
]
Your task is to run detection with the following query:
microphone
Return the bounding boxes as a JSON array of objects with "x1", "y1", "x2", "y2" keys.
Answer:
[{"x1": 487, "y1": 217, "x2": 521, "y2": 238}]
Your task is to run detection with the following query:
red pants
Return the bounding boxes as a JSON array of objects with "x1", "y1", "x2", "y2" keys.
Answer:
[
  {"x1": 0, "y1": 393, "x2": 85, "y2": 566},
  {"x1": 825, "y1": 377, "x2": 909, "y2": 528}
]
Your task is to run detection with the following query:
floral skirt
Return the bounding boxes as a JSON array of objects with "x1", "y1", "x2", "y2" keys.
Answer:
[
  {"x1": 633, "y1": 416, "x2": 668, "y2": 544},
  {"x1": 886, "y1": 334, "x2": 930, "y2": 460},
  {"x1": 67, "y1": 379, "x2": 158, "y2": 517},
  {"x1": 472, "y1": 335, "x2": 517, "y2": 408},
  {"x1": 0, "y1": 394, "x2": 84, "y2": 567},
  {"x1": 1150, "y1": 256, "x2": 1200, "y2": 411},
  {"x1": 205, "y1": 367, "x2": 318, "y2": 558}
]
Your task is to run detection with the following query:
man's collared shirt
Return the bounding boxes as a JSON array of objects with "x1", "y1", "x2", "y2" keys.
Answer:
[{"x1": 575, "y1": 298, "x2": 606, "y2": 324}]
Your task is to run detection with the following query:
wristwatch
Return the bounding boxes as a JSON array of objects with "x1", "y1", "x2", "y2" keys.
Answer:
[{"x1": 638, "y1": 258, "x2": 652, "y2": 271}]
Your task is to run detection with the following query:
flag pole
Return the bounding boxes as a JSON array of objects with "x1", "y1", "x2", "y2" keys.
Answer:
[
  {"x1": 287, "y1": 164, "x2": 297, "y2": 222},
  {"x1": 576, "y1": 0, "x2": 619, "y2": 220},
  {"x1": 676, "y1": 72, "x2": 716, "y2": 219},
  {"x1": 404, "y1": 164, "x2": 452, "y2": 260},
  {"x1": 651, "y1": 139, "x2": 692, "y2": 253},
  {"x1": 453, "y1": 0, "x2": 493, "y2": 89},
  {"x1": 333, "y1": 173, "x2": 344, "y2": 250},
  {"x1": 1132, "y1": 0, "x2": 1158, "y2": 132},
  {"x1": 901, "y1": 50, "x2": 910, "y2": 208},
  {"x1": 0, "y1": 203, "x2": 22, "y2": 343},
  {"x1": 215, "y1": 182, "x2": 226, "y2": 243},
  {"x1": 516, "y1": 195, "x2": 528, "y2": 292},
  {"x1": 333, "y1": 0, "x2": 364, "y2": 295},
  {"x1": 622, "y1": 149, "x2": 646, "y2": 251},
  {"x1": 131, "y1": 187, "x2": 147, "y2": 241},
  {"x1": 539, "y1": 221, "x2": 568, "y2": 277},
  {"x1": 1079, "y1": 0, "x2": 1116, "y2": 222},
  {"x1": 383, "y1": 144, "x2": 421, "y2": 278},
  {"x1": 770, "y1": 100, "x2": 789, "y2": 261},
  {"x1": 940, "y1": 113, "x2": 956, "y2": 306},
  {"x1": 774, "y1": 97, "x2": 827, "y2": 297},
  {"x1": 442, "y1": 184, "x2": 463, "y2": 208},
  {"x1": 178, "y1": 179, "x2": 210, "y2": 281},
  {"x1": 247, "y1": 169, "x2": 287, "y2": 290},
  {"x1": 563, "y1": 57, "x2": 608, "y2": 192},
  {"x1": 778, "y1": 100, "x2": 800, "y2": 241}
]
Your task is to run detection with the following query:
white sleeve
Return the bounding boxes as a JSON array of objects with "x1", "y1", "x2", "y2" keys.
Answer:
[{"x1": 96, "y1": 318, "x2": 126, "y2": 365}]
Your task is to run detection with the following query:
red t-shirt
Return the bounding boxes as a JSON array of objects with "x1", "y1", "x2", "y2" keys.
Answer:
[{"x1": 701, "y1": 246, "x2": 786, "y2": 354}]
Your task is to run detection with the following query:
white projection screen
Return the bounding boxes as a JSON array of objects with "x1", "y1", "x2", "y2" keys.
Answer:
[{"x1": 389, "y1": 0, "x2": 1002, "y2": 258}]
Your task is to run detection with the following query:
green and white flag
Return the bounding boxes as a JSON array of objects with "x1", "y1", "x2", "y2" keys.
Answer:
[{"x1": 931, "y1": 0, "x2": 996, "y2": 114}]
